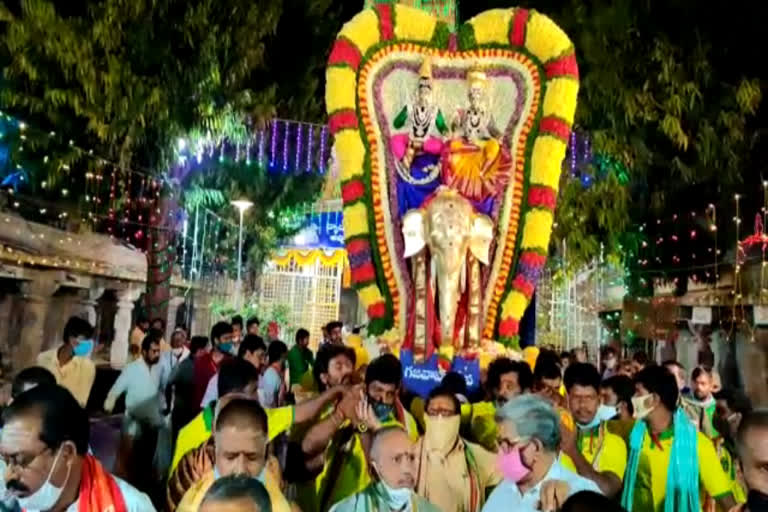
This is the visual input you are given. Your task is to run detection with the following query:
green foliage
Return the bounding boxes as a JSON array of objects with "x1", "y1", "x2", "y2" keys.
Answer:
[
  {"x1": 564, "y1": 1, "x2": 762, "y2": 268},
  {"x1": 0, "y1": 0, "x2": 347, "y2": 295},
  {"x1": 184, "y1": 157, "x2": 324, "y2": 275},
  {"x1": 0, "y1": 0, "x2": 287, "y2": 174},
  {"x1": 211, "y1": 295, "x2": 293, "y2": 340},
  {"x1": 465, "y1": 0, "x2": 766, "y2": 284},
  {"x1": 553, "y1": 173, "x2": 630, "y2": 268},
  {"x1": 182, "y1": 186, "x2": 227, "y2": 211}
]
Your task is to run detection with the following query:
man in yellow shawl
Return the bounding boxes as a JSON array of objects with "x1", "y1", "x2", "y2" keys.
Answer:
[
  {"x1": 176, "y1": 398, "x2": 293, "y2": 512},
  {"x1": 303, "y1": 354, "x2": 419, "y2": 512},
  {"x1": 415, "y1": 386, "x2": 501, "y2": 512}
]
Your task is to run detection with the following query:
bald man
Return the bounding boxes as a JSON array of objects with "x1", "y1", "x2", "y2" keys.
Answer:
[
  {"x1": 200, "y1": 474, "x2": 272, "y2": 512},
  {"x1": 329, "y1": 426, "x2": 441, "y2": 512}
]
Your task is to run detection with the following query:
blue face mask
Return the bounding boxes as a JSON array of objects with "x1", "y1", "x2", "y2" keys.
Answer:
[
  {"x1": 370, "y1": 398, "x2": 394, "y2": 421},
  {"x1": 217, "y1": 342, "x2": 234, "y2": 355},
  {"x1": 577, "y1": 404, "x2": 617, "y2": 431},
  {"x1": 73, "y1": 339, "x2": 94, "y2": 357}
]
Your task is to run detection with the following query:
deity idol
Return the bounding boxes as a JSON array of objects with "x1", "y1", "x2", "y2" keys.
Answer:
[
  {"x1": 390, "y1": 57, "x2": 448, "y2": 216},
  {"x1": 442, "y1": 67, "x2": 512, "y2": 214}
]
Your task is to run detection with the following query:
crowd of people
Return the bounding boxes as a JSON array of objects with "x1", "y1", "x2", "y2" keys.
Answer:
[{"x1": 0, "y1": 313, "x2": 766, "y2": 512}]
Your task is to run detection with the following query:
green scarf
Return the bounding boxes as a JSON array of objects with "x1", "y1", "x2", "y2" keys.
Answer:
[{"x1": 620, "y1": 409, "x2": 700, "y2": 512}]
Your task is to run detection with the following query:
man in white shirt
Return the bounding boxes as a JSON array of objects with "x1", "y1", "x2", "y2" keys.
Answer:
[
  {"x1": 1, "y1": 384, "x2": 155, "y2": 512},
  {"x1": 104, "y1": 331, "x2": 163, "y2": 488},
  {"x1": 155, "y1": 329, "x2": 190, "y2": 411},
  {"x1": 482, "y1": 395, "x2": 601, "y2": 512},
  {"x1": 105, "y1": 332, "x2": 163, "y2": 423}
]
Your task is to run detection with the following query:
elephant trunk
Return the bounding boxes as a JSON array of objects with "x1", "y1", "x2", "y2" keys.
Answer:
[{"x1": 435, "y1": 257, "x2": 463, "y2": 348}]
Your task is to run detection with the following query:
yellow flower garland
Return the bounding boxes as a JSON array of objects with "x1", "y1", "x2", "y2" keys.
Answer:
[
  {"x1": 270, "y1": 249, "x2": 347, "y2": 267},
  {"x1": 470, "y1": 9, "x2": 513, "y2": 45}
]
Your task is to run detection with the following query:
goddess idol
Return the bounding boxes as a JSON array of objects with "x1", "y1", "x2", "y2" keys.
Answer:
[
  {"x1": 390, "y1": 57, "x2": 449, "y2": 216},
  {"x1": 442, "y1": 67, "x2": 513, "y2": 215}
]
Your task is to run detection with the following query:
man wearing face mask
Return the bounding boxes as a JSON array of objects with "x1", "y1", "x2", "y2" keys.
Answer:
[
  {"x1": 620, "y1": 365, "x2": 736, "y2": 512},
  {"x1": 732, "y1": 410, "x2": 768, "y2": 512},
  {"x1": 599, "y1": 375, "x2": 636, "y2": 442},
  {"x1": 36, "y1": 316, "x2": 96, "y2": 408},
  {"x1": 0, "y1": 368, "x2": 58, "y2": 512},
  {"x1": 362, "y1": 355, "x2": 418, "y2": 438},
  {"x1": 483, "y1": 395, "x2": 600, "y2": 512},
  {"x1": 176, "y1": 398, "x2": 291, "y2": 512},
  {"x1": 330, "y1": 426, "x2": 440, "y2": 512},
  {"x1": 560, "y1": 363, "x2": 627, "y2": 498},
  {"x1": 304, "y1": 354, "x2": 418, "y2": 512},
  {"x1": 414, "y1": 386, "x2": 501, "y2": 512},
  {"x1": 194, "y1": 322, "x2": 235, "y2": 409},
  {"x1": 156, "y1": 329, "x2": 191, "y2": 411},
  {"x1": 1, "y1": 384, "x2": 155, "y2": 511}
]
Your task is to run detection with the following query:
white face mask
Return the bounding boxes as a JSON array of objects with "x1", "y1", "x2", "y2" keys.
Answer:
[
  {"x1": 16, "y1": 447, "x2": 69, "y2": 511},
  {"x1": 213, "y1": 464, "x2": 266, "y2": 484},
  {"x1": 605, "y1": 358, "x2": 617, "y2": 369},
  {"x1": 632, "y1": 393, "x2": 656, "y2": 420},
  {"x1": 172, "y1": 347, "x2": 184, "y2": 357}
]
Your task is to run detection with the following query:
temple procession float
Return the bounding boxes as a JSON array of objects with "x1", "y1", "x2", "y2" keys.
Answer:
[{"x1": 325, "y1": 3, "x2": 579, "y2": 394}]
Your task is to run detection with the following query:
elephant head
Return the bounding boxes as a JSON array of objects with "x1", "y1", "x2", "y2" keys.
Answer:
[{"x1": 402, "y1": 187, "x2": 494, "y2": 343}]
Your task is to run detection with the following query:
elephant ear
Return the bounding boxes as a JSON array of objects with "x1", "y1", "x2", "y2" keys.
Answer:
[
  {"x1": 469, "y1": 215, "x2": 494, "y2": 265},
  {"x1": 402, "y1": 209, "x2": 426, "y2": 258}
]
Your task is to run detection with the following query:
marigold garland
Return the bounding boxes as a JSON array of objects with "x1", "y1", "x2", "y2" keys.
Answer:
[{"x1": 326, "y1": 5, "x2": 579, "y2": 349}]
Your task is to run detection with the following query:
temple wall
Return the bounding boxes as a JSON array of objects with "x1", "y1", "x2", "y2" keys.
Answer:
[{"x1": 0, "y1": 214, "x2": 219, "y2": 377}]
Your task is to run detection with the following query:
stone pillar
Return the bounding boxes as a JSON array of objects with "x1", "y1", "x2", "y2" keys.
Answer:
[
  {"x1": 110, "y1": 286, "x2": 143, "y2": 369},
  {"x1": 77, "y1": 286, "x2": 105, "y2": 327},
  {"x1": 166, "y1": 296, "x2": 186, "y2": 341},
  {"x1": 191, "y1": 291, "x2": 212, "y2": 338},
  {"x1": 17, "y1": 275, "x2": 61, "y2": 372}
]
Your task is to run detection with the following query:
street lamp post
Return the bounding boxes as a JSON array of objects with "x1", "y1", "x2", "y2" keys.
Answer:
[{"x1": 231, "y1": 199, "x2": 254, "y2": 309}]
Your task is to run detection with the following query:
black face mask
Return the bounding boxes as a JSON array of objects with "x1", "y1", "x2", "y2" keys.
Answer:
[{"x1": 747, "y1": 489, "x2": 768, "y2": 511}]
